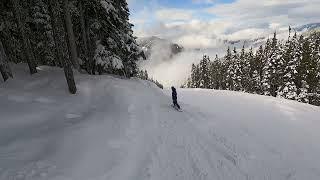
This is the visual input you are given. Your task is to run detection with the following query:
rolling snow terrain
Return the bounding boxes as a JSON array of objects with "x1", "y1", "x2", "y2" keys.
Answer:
[{"x1": 1, "y1": 65, "x2": 320, "y2": 180}]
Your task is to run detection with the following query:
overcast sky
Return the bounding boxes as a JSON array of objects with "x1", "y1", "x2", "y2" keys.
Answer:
[{"x1": 128, "y1": 0, "x2": 320, "y2": 48}]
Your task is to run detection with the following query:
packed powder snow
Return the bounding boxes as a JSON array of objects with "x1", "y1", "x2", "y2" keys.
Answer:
[{"x1": 1, "y1": 65, "x2": 320, "y2": 180}]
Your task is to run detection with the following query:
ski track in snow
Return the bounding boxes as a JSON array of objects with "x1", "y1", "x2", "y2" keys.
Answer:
[{"x1": 1, "y1": 65, "x2": 320, "y2": 180}]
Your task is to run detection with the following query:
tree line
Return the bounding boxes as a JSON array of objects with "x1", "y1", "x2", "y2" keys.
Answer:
[
  {"x1": 0, "y1": 0, "x2": 145, "y2": 93},
  {"x1": 184, "y1": 31, "x2": 320, "y2": 106}
]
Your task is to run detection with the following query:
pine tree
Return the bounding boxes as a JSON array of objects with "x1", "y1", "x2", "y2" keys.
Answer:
[
  {"x1": 116, "y1": 0, "x2": 144, "y2": 77},
  {"x1": 78, "y1": 0, "x2": 90, "y2": 72},
  {"x1": 48, "y1": 0, "x2": 77, "y2": 94},
  {"x1": 225, "y1": 47, "x2": 235, "y2": 90},
  {"x1": 0, "y1": 39, "x2": 13, "y2": 81},
  {"x1": 312, "y1": 32, "x2": 320, "y2": 105},
  {"x1": 298, "y1": 35, "x2": 319, "y2": 103},
  {"x1": 29, "y1": 0, "x2": 55, "y2": 66},
  {"x1": 138, "y1": 70, "x2": 143, "y2": 79},
  {"x1": 11, "y1": 0, "x2": 37, "y2": 74},
  {"x1": 278, "y1": 34, "x2": 299, "y2": 100},
  {"x1": 0, "y1": 0, "x2": 23, "y2": 64},
  {"x1": 91, "y1": 0, "x2": 144, "y2": 77},
  {"x1": 185, "y1": 77, "x2": 192, "y2": 88},
  {"x1": 199, "y1": 55, "x2": 210, "y2": 88},
  {"x1": 262, "y1": 32, "x2": 284, "y2": 97},
  {"x1": 226, "y1": 47, "x2": 243, "y2": 91},
  {"x1": 252, "y1": 45, "x2": 265, "y2": 94},
  {"x1": 209, "y1": 55, "x2": 222, "y2": 89},
  {"x1": 144, "y1": 70, "x2": 148, "y2": 80},
  {"x1": 63, "y1": 0, "x2": 80, "y2": 70},
  {"x1": 240, "y1": 45, "x2": 252, "y2": 92},
  {"x1": 190, "y1": 63, "x2": 199, "y2": 88}
]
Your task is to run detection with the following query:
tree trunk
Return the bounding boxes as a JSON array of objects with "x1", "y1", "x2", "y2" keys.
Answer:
[
  {"x1": 79, "y1": 0, "x2": 90, "y2": 73},
  {"x1": 83, "y1": 6, "x2": 96, "y2": 75},
  {"x1": 63, "y1": 0, "x2": 80, "y2": 71},
  {"x1": 11, "y1": 0, "x2": 37, "y2": 74},
  {"x1": 0, "y1": 64, "x2": 8, "y2": 82},
  {"x1": 48, "y1": 0, "x2": 77, "y2": 94},
  {"x1": 0, "y1": 39, "x2": 13, "y2": 82}
]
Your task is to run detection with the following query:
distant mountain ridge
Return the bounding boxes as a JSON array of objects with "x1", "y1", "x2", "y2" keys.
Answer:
[
  {"x1": 295, "y1": 23, "x2": 320, "y2": 32},
  {"x1": 216, "y1": 22, "x2": 320, "y2": 50},
  {"x1": 137, "y1": 36, "x2": 184, "y2": 59}
]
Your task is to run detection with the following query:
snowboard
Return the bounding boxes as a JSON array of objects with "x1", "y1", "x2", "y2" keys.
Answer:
[{"x1": 171, "y1": 104, "x2": 183, "y2": 112}]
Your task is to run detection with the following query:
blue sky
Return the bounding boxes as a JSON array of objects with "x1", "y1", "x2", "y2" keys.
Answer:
[
  {"x1": 129, "y1": 0, "x2": 234, "y2": 11},
  {"x1": 129, "y1": 0, "x2": 234, "y2": 23}
]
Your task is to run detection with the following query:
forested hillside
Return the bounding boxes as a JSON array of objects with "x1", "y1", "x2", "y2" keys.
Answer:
[
  {"x1": 184, "y1": 31, "x2": 320, "y2": 106},
  {"x1": 0, "y1": 0, "x2": 145, "y2": 93}
]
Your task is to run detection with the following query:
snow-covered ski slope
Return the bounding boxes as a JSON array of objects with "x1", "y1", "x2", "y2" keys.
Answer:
[{"x1": 1, "y1": 65, "x2": 320, "y2": 180}]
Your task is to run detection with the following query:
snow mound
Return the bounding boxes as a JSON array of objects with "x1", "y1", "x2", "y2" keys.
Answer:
[{"x1": 1, "y1": 65, "x2": 320, "y2": 180}]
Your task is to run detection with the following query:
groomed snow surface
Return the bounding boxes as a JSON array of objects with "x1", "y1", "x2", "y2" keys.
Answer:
[{"x1": 1, "y1": 65, "x2": 320, "y2": 180}]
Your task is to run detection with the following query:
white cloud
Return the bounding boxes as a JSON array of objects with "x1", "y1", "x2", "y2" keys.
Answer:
[
  {"x1": 269, "y1": 23, "x2": 281, "y2": 30},
  {"x1": 206, "y1": 0, "x2": 320, "y2": 29},
  {"x1": 155, "y1": 8, "x2": 194, "y2": 21},
  {"x1": 222, "y1": 28, "x2": 267, "y2": 40},
  {"x1": 176, "y1": 35, "x2": 214, "y2": 49},
  {"x1": 192, "y1": 0, "x2": 215, "y2": 4},
  {"x1": 132, "y1": 0, "x2": 320, "y2": 47}
]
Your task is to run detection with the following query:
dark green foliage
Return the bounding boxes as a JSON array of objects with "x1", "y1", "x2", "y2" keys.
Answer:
[
  {"x1": 199, "y1": 55, "x2": 210, "y2": 88},
  {"x1": 0, "y1": 39, "x2": 13, "y2": 81},
  {"x1": 29, "y1": 0, "x2": 56, "y2": 66},
  {"x1": 209, "y1": 55, "x2": 224, "y2": 89},
  {"x1": 12, "y1": 0, "x2": 38, "y2": 74}
]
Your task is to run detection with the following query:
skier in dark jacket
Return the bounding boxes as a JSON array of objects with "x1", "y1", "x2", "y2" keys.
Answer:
[{"x1": 171, "y1": 86, "x2": 181, "y2": 109}]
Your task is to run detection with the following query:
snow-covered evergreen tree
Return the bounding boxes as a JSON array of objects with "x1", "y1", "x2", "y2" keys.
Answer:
[
  {"x1": 48, "y1": 0, "x2": 77, "y2": 94},
  {"x1": 240, "y1": 45, "x2": 252, "y2": 92},
  {"x1": 92, "y1": 0, "x2": 144, "y2": 76},
  {"x1": 299, "y1": 35, "x2": 319, "y2": 103},
  {"x1": 225, "y1": 47, "x2": 235, "y2": 90},
  {"x1": 226, "y1": 47, "x2": 243, "y2": 91},
  {"x1": 30, "y1": 0, "x2": 55, "y2": 66},
  {"x1": 251, "y1": 46, "x2": 264, "y2": 94},
  {"x1": 199, "y1": 55, "x2": 210, "y2": 88},
  {"x1": 278, "y1": 34, "x2": 299, "y2": 100},
  {"x1": 190, "y1": 63, "x2": 201, "y2": 88},
  {"x1": 209, "y1": 55, "x2": 223, "y2": 89},
  {"x1": 12, "y1": 0, "x2": 38, "y2": 74},
  {"x1": 262, "y1": 32, "x2": 284, "y2": 97}
]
